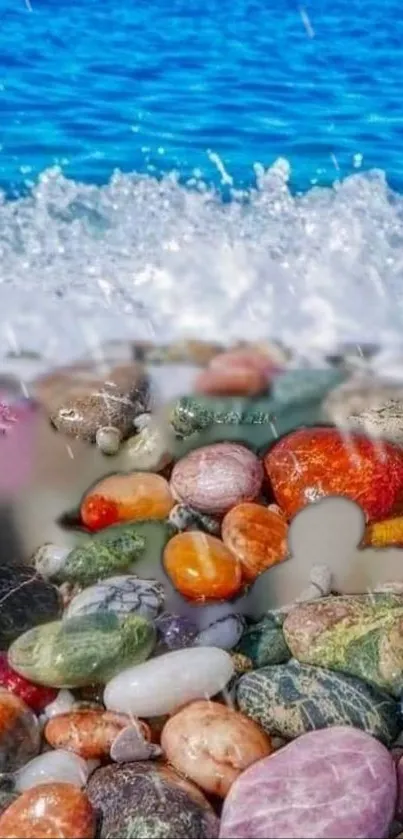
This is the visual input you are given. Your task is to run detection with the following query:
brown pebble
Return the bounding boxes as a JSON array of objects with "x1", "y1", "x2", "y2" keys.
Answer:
[
  {"x1": 45, "y1": 709, "x2": 150, "y2": 760},
  {"x1": 161, "y1": 699, "x2": 273, "y2": 797},
  {"x1": 194, "y1": 366, "x2": 268, "y2": 396}
]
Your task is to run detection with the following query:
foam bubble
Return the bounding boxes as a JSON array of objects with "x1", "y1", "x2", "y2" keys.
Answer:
[{"x1": 0, "y1": 159, "x2": 402, "y2": 363}]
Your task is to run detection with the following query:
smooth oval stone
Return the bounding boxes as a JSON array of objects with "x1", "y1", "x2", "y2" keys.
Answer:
[
  {"x1": 236, "y1": 660, "x2": 400, "y2": 746},
  {"x1": 164, "y1": 531, "x2": 242, "y2": 602},
  {"x1": 283, "y1": 593, "x2": 403, "y2": 697},
  {"x1": 15, "y1": 749, "x2": 90, "y2": 792},
  {"x1": 9, "y1": 613, "x2": 156, "y2": 688},
  {"x1": 0, "y1": 690, "x2": 40, "y2": 773},
  {"x1": 170, "y1": 442, "x2": 263, "y2": 514},
  {"x1": 81, "y1": 472, "x2": 174, "y2": 531},
  {"x1": 87, "y1": 761, "x2": 219, "y2": 838},
  {"x1": 195, "y1": 614, "x2": 246, "y2": 651},
  {"x1": 65, "y1": 575, "x2": 164, "y2": 622},
  {"x1": 104, "y1": 647, "x2": 234, "y2": 717},
  {"x1": 220, "y1": 727, "x2": 397, "y2": 839},
  {"x1": 236, "y1": 614, "x2": 290, "y2": 667},
  {"x1": 155, "y1": 613, "x2": 198, "y2": 651},
  {"x1": 161, "y1": 700, "x2": 272, "y2": 797},
  {"x1": 45, "y1": 709, "x2": 148, "y2": 759},
  {"x1": 0, "y1": 652, "x2": 57, "y2": 712},
  {"x1": 0, "y1": 566, "x2": 61, "y2": 649},
  {"x1": 0, "y1": 783, "x2": 95, "y2": 839},
  {"x1": 222, "y1": 502, "x2": 288, "y2": 581}
]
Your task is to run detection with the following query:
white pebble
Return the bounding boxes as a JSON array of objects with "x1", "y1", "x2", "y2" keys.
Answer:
[
  {"x1": 96, "y1": 426, "x2": 121, "y2": 455},
  {"x1": 104, "y1": 646, "x2": 234, "y2": 717},
  {"x1": 33, "y1": 544, "x2": 70, "y2": 580},
  {"x1": 43, "y1": 689, "x2": 75, "y2": 719},
  {"x1": 15, "y1": 750, "x2": 89, "y2": 792}
]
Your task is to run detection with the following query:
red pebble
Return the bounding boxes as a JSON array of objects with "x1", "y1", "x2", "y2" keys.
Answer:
[
  {"x1": 0, "y1": 653, "x2": 57, "y2": 713},
  {"x1": 81, "y1": 494, "x2": 119, "y2": 531},
  {"x1": 264, "y1": 427, "x2": 403, "y2": 523}
]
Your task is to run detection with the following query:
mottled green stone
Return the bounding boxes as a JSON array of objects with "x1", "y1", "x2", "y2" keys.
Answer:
[
  {"x1": 236, "y1": 659, "x2": 400, "y2": 746},
  {"x1": 9, "y1": 612, "x2": 156, "y2": 688},
  {"x1": 284, "y1": 593, "x2": 403, "y2": 697},
  {"x1": 169, "y1": 368, "x2": 347, "y2": 455},
  {"x1": 236, "y1": 614, "x2": 290, "y2": 667}
]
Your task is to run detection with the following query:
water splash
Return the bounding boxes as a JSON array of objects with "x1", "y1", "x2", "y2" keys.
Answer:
[{"x1": 0, "y1": 160, "x2": 403, "y2": 364}]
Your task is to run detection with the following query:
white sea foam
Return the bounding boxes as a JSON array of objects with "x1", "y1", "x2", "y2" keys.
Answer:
[{"x1": 0, "y1": 158, "x2": 403, "y2": 364}]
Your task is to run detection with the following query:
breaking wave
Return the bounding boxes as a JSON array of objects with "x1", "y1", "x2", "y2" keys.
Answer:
[{"x1": 1, "y1": 159, "x2": 403, "y2": 364}]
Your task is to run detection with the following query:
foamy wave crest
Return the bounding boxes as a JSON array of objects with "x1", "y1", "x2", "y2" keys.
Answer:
[{"x1": 0, "y1": 159, "x2": 403, "y2": 363}]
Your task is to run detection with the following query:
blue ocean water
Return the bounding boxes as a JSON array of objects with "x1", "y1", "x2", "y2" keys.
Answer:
[
  {"x1": 1, "y1": 0, "x2": 402, "y2": 194},
  {"x1": 1, "y1": 0, "x2": 403, "y2": 359}
]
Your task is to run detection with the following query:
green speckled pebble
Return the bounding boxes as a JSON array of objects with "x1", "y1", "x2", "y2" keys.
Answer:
[
  {"x1": 236, "y1": 659, "x2": 400, "y2": 746},
  {"x1": 236, "y1": 613, "x2": 290, "y2": 667},
  {"x1": 8, "y1": 612, "x2": 155, "y2": 688},
  {"x1": 284, "y1": 593, "x2": 403, "y2": 698},
  {"x1": 87, "y1": 761, "x2": 219, "y2": 838},
  {"x1": 57, "y1": 527, "x2": 146, "y2": 586}
]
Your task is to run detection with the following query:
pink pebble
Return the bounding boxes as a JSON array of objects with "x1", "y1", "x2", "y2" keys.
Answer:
[
  {"x1": 170, "y1": 443, "x2": 263, "y2": 515},
  {"x1": 210, "y1": 349, "x2": 281, "y2": 381},
  {"x1": 220, "y1": 727, "x2": 397, "y2": 839}
]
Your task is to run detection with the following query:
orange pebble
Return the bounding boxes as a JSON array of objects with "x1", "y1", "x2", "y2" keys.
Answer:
[
  {"x1": 222, "y1": 502, "x2": 289, "y2": 581},
  {"x1": 0, "y1": 783, "x2": 95, "y2": 839},
  {"x1": 44, "y1": 709, "x2": 150, "y2": 760},
  {"x1": 194, "y1": 366, "x2": 267, "y2": 397},
  {"x1": 210, "y1": 348, "x2": 281, "y2": 379},
  {"x1": 364, "y1": 516, "x2": 403, "y2": 547},
  {"x1": 81, "y1": 472, "x2": 174, "y2": 530},
  {"x1": 163, "y1": 531, "x2": 242, "y2": 601}
]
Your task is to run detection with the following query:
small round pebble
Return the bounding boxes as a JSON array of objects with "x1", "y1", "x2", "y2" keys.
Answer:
[
  {"x1": 195, "y1": 614, "x2": 246, "y2": 651},
  {"x1": 155, "y1": 612, "x2": 198, "y2": 651},
  {"x1": 0, "y1": 689, "x2": 40, "y2": 773},
  {"x1": 194, "y1": 366, "x2": 268, "y2": 397},
  {"x1": 33, "y1": 544, "x2": 71, "y2": 580},
  {"x1": 95, "y1": 426, "x2": 121, "y2": 455},
  {"x1": 170, "y1": 442, "x2": 263, "y2": 515},
  {"x1": 0, "y1": 782, "x2": 95, "y2": 839},
  {"x1": 44, "y1": 709, "x2": 150, "y2": 759},
  {"x1": 86, "y1": 761, "x2": 219, "y2": 838},
  {"x1": 15, "y1": 750, "x2": 90, "y2": 792},
  {"x1": 161, "y1": 700, "x2": 273, "y2": 797}
]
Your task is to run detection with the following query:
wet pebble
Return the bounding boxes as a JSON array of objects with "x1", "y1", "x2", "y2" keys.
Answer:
[
  {"x1": 87, "y1": 761, "x2": 219, "y2": 838},
  {"x1": 9, "y1": 613, "x2": 156, "y2": 688},
  {"x1": 104, "y1": 647, "x2": 234, "y2": 717},
  {"x1": 81, "y1": 471, "x2": 174, "y2": 530},
  {"x1": 155, "y1": 612, "x2": 198, "y2": 651},
  {"x1": 65, "y1": 575, "x2": 164, "y2": 622},
  {"x1": 0, "y1": 690, "x2": 40, "y2": 773},
  {"x1": 0, "y1": 653, "x2": 57, "y2": 713},
  {"x1": 0, "y1": 782, "x2": 95, "y2": 838},
  {"x1": 163, "y1": 531, "x2": 242, "y2": 601},
  {"x1": 194, "y1": 613, "x2": 246, "y2": 651},
  {"x1": 170, "y1": 442, "x2": 263, "y2": 514},
  {"x1": 44, "y1": 709, "x2": 150, "y2": 760},
  {"x1": 95, "y1": 426, "x2": 121, "y2": 455},
  {"x1": 161, "y1": 700, "x2": 272, "y2": 797},
  {"x1": 15, "y1": 750, "x2": 90, "y2": 792},
  {"x1": 33, "y1": 544, "x2": 71, "y2": 581}
]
